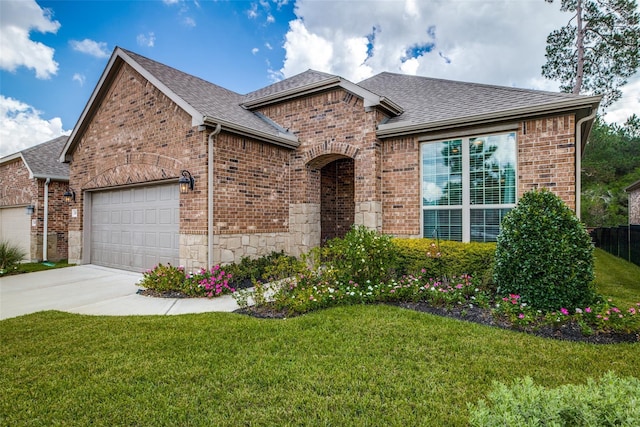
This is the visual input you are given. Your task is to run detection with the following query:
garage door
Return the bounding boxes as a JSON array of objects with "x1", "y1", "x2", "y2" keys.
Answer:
[
  {"x1": 90, "y1": 184, "x2": 179, "y2": 272},
  {"x1": 0, "y1": 206, "x2": 31, "y2": 262}
]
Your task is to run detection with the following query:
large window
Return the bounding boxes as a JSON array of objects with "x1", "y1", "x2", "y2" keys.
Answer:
[{"x1": 421, "y1": 132, "x2": 517, "y2": 242}]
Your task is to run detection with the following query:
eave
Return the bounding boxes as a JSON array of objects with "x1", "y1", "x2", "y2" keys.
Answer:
[{"x1": 242, "y1": 77, "x2": 404, "y2": 117}]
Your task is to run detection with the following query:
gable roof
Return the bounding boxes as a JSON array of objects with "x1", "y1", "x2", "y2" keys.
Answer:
[
  {"x1": 242, "y1": 69, "x2": 403, "y2": 115},
  {"x1": 358, "y1": 72, "x2": 601, "y2": 139},
  {"x1": 626, "y1": 179, "x2": 640, "y2": 193},
  {"x1": 1, "y1": 136, "x2": 69, "y2": 181},
  {"x1": 61, "y1": 47, "x2": 300, "y2": 161},
  {"x1": 60, "y1": 47, "x2": 600, "y2": 162}
]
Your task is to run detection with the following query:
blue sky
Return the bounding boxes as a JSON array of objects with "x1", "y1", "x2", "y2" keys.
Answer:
[{"x1": 1, "y1": 0, "x2": 638, "y2": 157}]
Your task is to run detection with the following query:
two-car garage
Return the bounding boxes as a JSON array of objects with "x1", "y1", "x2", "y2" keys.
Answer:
[{"x1": 89, "y1": 184, "x2": 180, "y2": 272}]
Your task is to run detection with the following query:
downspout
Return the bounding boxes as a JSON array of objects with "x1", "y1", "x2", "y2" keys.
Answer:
[
  {"x1": 43, "y1": 178, "x2": 51, "y2": 262},
  {"x1": 575, "y1": 108, "x2": 597, "y2": 220},
  {"x1": 208, "y1": 123, "x2": 222, "y2": 268}
]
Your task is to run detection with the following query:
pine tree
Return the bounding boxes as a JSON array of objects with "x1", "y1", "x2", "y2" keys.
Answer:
[{"x1": 542, "y1": 0, "x2": 640, "y2": 108}]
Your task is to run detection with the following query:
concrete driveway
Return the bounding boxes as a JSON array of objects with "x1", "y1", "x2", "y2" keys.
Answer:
[{"x1": 0, "y1": 264, "x2": 240, "y2": 320}]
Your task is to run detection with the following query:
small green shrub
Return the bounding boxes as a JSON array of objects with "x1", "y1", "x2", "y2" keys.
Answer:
[
  {"x1": 494, "y1": 189, "x2": 596, "y2": 311},
  {"x1": 393, "y1": 238, "x2": 496, "y2": 286},
  {"x1": 468, "y1": 372, "x2": 640, "y2": 426},
  {"x1": 320, "y1": 225, "x2": 398, "y2": 285},
  {"x1": 0, "y1": 240, "x2": 27, "y2": 273},
  {"x1": 139, "y1": 263, "x2": 186, "y2": 292},
  {"x1": 225, "y1": 251, "x2": 303, "y2": 288}
]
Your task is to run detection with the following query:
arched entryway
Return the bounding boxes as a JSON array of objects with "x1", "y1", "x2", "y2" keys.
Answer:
[{"x1": 320, "y1": 158, "x2": 355, "y2": 242}]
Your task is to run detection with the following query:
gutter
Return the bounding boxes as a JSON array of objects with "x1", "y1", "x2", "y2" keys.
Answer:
[
  {"x1": 575, "y1": 108, "x2": 598, "y2": 220},
  {"x1": 207, "y1": 123, "x2": 222, "y2": 268},
  {"x1": 203, "y1": 116, "x2": 299, "y2": 149},
  {"x1": 376, "y1": 96, "x2": 602, "y2": 138},
  {"x1": 43, "y1": 178, "x2": 50, "y2": 262}
]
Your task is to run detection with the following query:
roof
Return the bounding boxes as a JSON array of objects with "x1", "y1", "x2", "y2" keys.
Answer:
[
  {"x1": 61, "y1": 47, "x2": 600, "y2": 162},
  {"x1": 625, "y1": 179, "x2": 640, "y2": 193},
  {"x1": 1, "y1": 136, "x2": 69, "y2": 181},
  {"x1": 358, "y1": 72, "x2": 601, "y2": 138}
]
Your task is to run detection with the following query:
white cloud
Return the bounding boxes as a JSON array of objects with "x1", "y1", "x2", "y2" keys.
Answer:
[
  {"x1": 276, "y1": 0, "x2": 639, "y2": 126},
  {"x1": 183, "y1": 16, "x2": 196, "y2": 27},
  {"x1": 0, "y1": 0, "x2": 60, "y2": 79},
  {"x1": 70, "y1": 39, "x2": 109, "y2": 58},
  {"x1": 604, "y1": 73, "x2": 640, "y2": 125},
  {"x1": 252, "y1": 47, "x2": 260, "y2": 55},
  {"x1": 265, "y1": 42, "x2": 273, "y2": 50},
  {"x1": 266, "y1": 14, "x2": 275, "y2": 24},
  {"x1": 0, "y1": 96, "x2": 70, "y2": 158},
  {"x1": 247, "y1": 3, "x2": 258, "y2": 19},
  {"x1": 278, "y1": 1, "x2": 570, "y2": 89},
  {"x1": 137, "y1": 32, "x2": 156, "y2": 48},
  {"x1": 72, "y1": 73, "x2": 85, "y2": 86}
]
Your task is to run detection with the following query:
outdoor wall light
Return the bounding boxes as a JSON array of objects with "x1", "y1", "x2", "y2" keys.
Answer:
[
  {"x1": 63, "y1": 188, "x2": 76, "y2": 203},
  {"x1": 179, "y1": 170, "x2": 195, "y2": 194},
  {"x1": 25, "y1": 205, "x2": 35, "y2": 216}
]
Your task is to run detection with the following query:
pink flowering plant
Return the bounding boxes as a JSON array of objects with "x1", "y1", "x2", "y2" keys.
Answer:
[
  {"x1": 139, "y1": 263, "x2": 234, "y2": 298},
  {"x1": 184, "y1": 265, "x2": 235, "y2": 298}
]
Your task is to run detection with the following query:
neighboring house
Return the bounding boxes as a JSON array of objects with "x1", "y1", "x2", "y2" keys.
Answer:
[
  {"x1": 0, "y1": 136, "x2": 70, "y2": 262},
  {"x1": 59, "y1": 47, "x2": 600, "y2": 272},
  {"x1": 626, "y1": 180, "x2": 640, "y2": 225}
]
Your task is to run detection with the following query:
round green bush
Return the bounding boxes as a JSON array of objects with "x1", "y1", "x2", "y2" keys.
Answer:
[{"x1": 493, "y1": 189, "x2": 596, "y2": 311}]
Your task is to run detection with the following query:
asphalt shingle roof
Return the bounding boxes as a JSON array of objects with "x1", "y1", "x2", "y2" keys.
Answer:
[
  {"x1": 357, "y1": 72, "x2": 584, "y2": 126},
  {"x1": 122, "y1": 49, "x2": 289, "y2": 138},
  {"x1": 243, "y1": 70, "x2": 338, "y2": 104},
  {"x1": 19, "y1": 135, "x2": 69, "y2": 179}
]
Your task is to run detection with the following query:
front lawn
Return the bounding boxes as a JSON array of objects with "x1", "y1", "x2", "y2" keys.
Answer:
[
  {"x1": 1, "y1": 305, "x2": 639, "y2": 426},
  {"x1": 0, "y1": 259, "x2": 72, "y2": 276}
]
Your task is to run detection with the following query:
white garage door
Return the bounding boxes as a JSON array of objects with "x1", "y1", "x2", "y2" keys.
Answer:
[
  {"x1": 90, "y1": 184, "x2": 179, "y2": 272},
  {"x1": 0, "y1": 207, "x2": 31, "y2": 262}
]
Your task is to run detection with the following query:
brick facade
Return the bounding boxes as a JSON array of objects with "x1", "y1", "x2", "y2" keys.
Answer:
[
  {"x1": 63, "y1": 52, "x2": 588, "y2": 271},
  {"x1": 0, "y1": 158, "x2": 68, "y2": 261}
]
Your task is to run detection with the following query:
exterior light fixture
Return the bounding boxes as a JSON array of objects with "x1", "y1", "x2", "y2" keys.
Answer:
[
  {"x1": 63, "y1": 188, "x2": 75, "y2": 203},
  {"x1": 179, "y1": 170, "x2": 194, "y2": 194},
  {"x1": 25, "y1": 205, "x2": 35, "y2": 215}
]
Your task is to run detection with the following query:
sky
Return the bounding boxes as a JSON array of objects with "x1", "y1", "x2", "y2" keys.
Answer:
[{"x1": 1, "y1": 0, "x2": 638, "y2": 158}]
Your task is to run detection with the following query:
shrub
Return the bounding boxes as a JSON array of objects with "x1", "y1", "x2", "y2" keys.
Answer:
[
  {"x1": 184, "y1": 265, "x2": 234, "y2": 298},
  {"x1": 493, "y1": 189, "x2": 596, "y2": 311},
  {"x1": 0, "y1": 240, "x2": 27, "y2": 273},
  {"x1": 320, "y1": 225, "x2": 398, "y2": 285},
  {"x1": 468, "y1": 372, "x2": 640, "y2": 426},
  {"x1": 139, "y1": 263, "x2": 185, "y2": 292},
  {"x1": 225, "y1": 251, "x2": 304, "y2": 289},
  {"x1": 393, "y1": 238, "x2": 496, "y2": 286},
  {"x1": 139, "y1": 263, "x2": 234, "y2": 298}
]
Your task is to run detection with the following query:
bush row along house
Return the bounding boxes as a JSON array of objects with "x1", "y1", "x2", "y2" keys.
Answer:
[{"x1": 2, "y1": 47, "x2": 600, "y2": 272}]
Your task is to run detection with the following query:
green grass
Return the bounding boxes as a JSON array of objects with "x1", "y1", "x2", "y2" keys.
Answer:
[
  {"x1": 594, "y1": 248, "x2": 640, "y2": 307},
  {"x1": 1, "y1": 249, "x2": 638, "y2": 426},
  {"x1": 1, "y1": 307, "x2": 639, "y2": 426},
  {"x1": 0, "y1": 259, "x2": 72, "y2": 276}
]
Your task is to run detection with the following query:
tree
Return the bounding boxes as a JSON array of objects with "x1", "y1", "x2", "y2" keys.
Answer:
[{"x1": 542, "y1": 0, "x2": 640, "y2": 108}]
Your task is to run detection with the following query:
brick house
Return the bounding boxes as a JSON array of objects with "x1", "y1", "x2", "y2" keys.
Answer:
[
  {"x1": 626, "y1": 180, "x2": 640, "y2": 225},
  {"x1": 0, "y1": 136, "x2": 70, "y2": 262},
  {"x1": 59, "y1": 47, "x2": 600, "y2": 272}
]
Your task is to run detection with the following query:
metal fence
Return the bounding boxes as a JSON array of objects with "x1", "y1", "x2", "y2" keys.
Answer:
[{"x1": 590, "y1": 225, "x2": 640, "y2": 267}]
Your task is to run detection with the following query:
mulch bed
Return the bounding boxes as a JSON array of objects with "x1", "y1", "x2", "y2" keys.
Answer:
[{"x1": 137, "y1": 289, "x2": 638, "y2": 344}]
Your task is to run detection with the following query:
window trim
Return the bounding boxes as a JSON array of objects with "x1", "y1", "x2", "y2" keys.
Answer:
[{"x1": 420, "y1": 132, "x2": 518, "y2": 242}]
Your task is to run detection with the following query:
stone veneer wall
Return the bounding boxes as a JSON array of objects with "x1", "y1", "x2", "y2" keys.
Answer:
[{"x1": 629, "y1": 188, "x2": 640, "y2": 225}]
